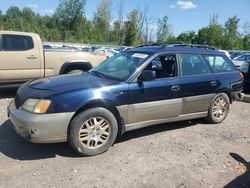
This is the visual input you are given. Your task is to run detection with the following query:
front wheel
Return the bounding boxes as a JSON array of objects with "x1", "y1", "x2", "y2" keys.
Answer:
[
  {"x1": 68, "y1": 107, "x2": 118, "y2": 156},
  {"x1": 205, "y1": 93, "x2": 230, "y2": 124}
]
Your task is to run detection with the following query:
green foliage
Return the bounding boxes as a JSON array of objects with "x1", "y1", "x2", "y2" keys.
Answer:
[
  {"x1": 124, "y1": 9, "x2": 139, "y2": 46},
  {"x1": 54, "y1": 0, "x2": 86, "y2": 42},
  {"x1": 92, "y1": 0, "x2": 112, "y2": 43},
  {"x1": 177, "y1": 31, "x2": 196, "y2": 44},
  {"x1": 157, "y1": 15, "x2": 171, "y2": 43},
  {"x1": 223, "y1": 16, "x2": 241, "y2": 49},
  {"x1": 195, "y1": 24, "x2": 224, "y2": 48},
  {"x1": 165, "y1": 35, "x2": 178, "y2": 44}
]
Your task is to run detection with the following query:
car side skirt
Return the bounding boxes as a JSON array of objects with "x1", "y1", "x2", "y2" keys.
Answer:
[{"x1": 124, "y1": 111, "x2": 208, "y2": 132}]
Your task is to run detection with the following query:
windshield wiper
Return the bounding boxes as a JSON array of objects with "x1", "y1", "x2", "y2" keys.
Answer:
[{"x1": 91, "y1": 70, "x2": 107, "y2": 79}]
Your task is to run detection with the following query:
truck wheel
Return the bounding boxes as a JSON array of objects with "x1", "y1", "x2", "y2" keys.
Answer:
[
  {"x1": 205, "y1": 93, "x2": 230, "y2": 124},
  {"x1": 67, "y1": 69, "x2": 84, "y2": 74},
  {"x1": 68, "y1": 107, "x2": 118, "y2": 156}
]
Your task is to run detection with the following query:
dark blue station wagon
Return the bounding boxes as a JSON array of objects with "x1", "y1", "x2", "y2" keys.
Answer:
[{"x1": 8, "y1": 44, "x2": 244, "y2": 156}]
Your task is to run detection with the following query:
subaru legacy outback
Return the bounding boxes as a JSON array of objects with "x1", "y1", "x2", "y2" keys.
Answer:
[{"x1": 8, "y1": 44, "x2": 244, "y2": 156}]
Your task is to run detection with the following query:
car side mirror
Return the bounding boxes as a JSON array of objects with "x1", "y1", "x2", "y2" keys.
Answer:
[{"x1": 138, "y1": 70, "x2": 156, "y2": 82}]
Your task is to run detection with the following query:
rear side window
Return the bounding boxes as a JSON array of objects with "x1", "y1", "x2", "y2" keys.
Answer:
[
  {"x1": 2, "y1": 35, "x2": 34, "y2": 51},
  {"x1": 203, "y1": 55, "x2": 236, "y2": 73},
  {"x1": 179, "y1": 54, "x2": 210, "y2": 76}
]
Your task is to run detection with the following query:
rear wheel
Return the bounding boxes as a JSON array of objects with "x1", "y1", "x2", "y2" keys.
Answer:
[
  {"x1": 68, "y1": 107, "x2": 118, "y2": 156},
  {"x1": 206, "y1": 93, "x2": 230, "y2": 124}
]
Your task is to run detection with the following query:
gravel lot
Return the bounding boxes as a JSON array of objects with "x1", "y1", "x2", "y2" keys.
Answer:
[{"x1": 0, "y1": 88, "x2": 249, "y2": 188}]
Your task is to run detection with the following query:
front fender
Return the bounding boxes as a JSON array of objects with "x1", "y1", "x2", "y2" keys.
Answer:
[{"x1": 48, "y1": 88, "x2": 128, "y2": 135}]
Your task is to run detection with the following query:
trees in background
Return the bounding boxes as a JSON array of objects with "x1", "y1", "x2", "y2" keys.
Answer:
[
  {"x1": 195, "y1": 15, "x2": 224, "y2": 48},
  {"x1": 92, "y1": 0, "x2": 112, "y2": 43},
  {"x1": 124, "y1": 9, "x2": 139, "y2": 46},
  {"x1": 157, "y1": 15, "x2": 172, "y2": 43},
  {"x1": 242, "y1": 22, "x2": 250, "y2": 50},
  {"x1": 0, "y1": 0, "x2": 249, "y2": 50},
  {"x1": 223, "y1": 16, "x2": 241, "y2": 50}
]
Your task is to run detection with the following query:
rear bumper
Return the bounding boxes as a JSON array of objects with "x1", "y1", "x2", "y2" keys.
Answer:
[
  {"x1": 232, "y1": 91, "x2": 244, "y2": 101},
  {"x1": 231, "y1": 79, "x2": 244, "y2": 101},
  {"x1": 8, "y1": 100, "x2": 74, "y2": 143}
]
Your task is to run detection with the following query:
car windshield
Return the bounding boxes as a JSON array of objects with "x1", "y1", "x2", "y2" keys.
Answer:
[{"x1": 91, "y1": 51, "x2": 150, "y2": 81}]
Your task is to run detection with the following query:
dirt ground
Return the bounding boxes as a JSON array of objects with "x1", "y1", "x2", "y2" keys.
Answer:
[{"x1": 0, "y1": 89, "x2": 249, "y2": 188}]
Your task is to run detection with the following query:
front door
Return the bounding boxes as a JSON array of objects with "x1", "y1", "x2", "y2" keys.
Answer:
[{"x1": 128, "y1": 54, "x2": 182, "y2": 124}]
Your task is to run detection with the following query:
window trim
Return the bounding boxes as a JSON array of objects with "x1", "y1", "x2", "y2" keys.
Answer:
[
  {"x1": 202, "y1": 54, "x2": 237, "y2": 73},
  {"x1": 2, "y1": 34, "x2": 34, "y2": 51},
  {"x1": 130, "y1": 52, "x2": 180, "y2": 83},
  {"x1": 178, "y1": 53, "x2": 212, "y2": 77}
]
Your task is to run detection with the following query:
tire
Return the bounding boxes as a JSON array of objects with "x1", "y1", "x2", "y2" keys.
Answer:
[
  {"x1": 67, "y1": 69, "x2": 84, "y2": 74},
  {"x1": 205, "y1": 93, "x2": 230, "y2": 124},
  {"x1": 68, "y1": 107, "x2": 118, "y2": 156}
]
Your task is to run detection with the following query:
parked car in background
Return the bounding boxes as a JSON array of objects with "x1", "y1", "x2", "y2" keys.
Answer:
[
  {"x1": 232, "y1": 53, "x2": 250, "y2": 91},
  {"x1": 230, "y1": 51, "x2": 248, "y2": 59},
  {"x1": 8, "y1": 44, "x2": 244, "y2": 156},
  {"x1": 0, "y1": 31, "x2": 106, "y2": 87},
  {"x1": 81, "y1": 47, "x2": 93, "y2": 52},
  {"x1": 114, "y1": 47, "x2": 132, "y2": 52},
  {"x1": 93, "y1": 48, "x2": 119, "y2": 57},
  {"x1": 61, "y1": 45, "x2": 80, "y2": 51},
  {"x1": 43, "y1": 44, "x2": 52, "y2": 49}
]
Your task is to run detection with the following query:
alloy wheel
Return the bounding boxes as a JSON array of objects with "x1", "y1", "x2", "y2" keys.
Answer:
[
  {"x1": 212, "y1": 96, "x2": 229, "y2": 120},
  {"x1": 78, "y1": 117, "x2": 110, "y2": 149}
]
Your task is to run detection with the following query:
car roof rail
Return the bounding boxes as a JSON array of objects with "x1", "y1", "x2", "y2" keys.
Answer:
[
  {"x1": 136, "y1": 43, "x2": 164, "y2": 48},
  {"x1": 135, "y1": 43, "x2": 217, "y2": 50},
  {"x1": 166, "y1": 43, "x2": 217, "y2": 50}
]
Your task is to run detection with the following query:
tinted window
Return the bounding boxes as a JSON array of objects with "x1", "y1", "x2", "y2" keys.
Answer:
[
  {"x1": 180, "y1": 54, "x2": 210, "y2": 76},
  {"x1": 144, "y1": 54, "x2": 177, "y2": 79},
  {"x1": 2, "y1": 35, "x2": 34, "y2": 51},
  {"x1": 203, "y1": 55, "x2": 236, "y2": 73}
]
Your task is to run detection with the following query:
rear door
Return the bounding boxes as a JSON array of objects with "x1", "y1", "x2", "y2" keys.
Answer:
[
  {"x1": 127, "y1": 53, "x2": 182, "y2": 124},
  {"x1": 203, "y1": 54, "x2": 244, "y2": 91},
  {"x1": 0, "y1": 34, "x2": 42, "y2": 83},
  {"x1": 178, "y1": 53, "x2": 217, "y2": 115}
]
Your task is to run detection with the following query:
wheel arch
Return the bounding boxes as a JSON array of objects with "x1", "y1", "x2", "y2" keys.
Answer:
[
  {"x1": 215, "y1": 88, "x2": 233, "y2": 103},
  {"x1": 59, "y1": 61, "x2": 93, "y2": 74},
  {"x1": 221, "y1": 91, "x2": 232, "y2": 103},
  {"x1": 68, "y1": 100, "x2": 125, "y2": 138}
]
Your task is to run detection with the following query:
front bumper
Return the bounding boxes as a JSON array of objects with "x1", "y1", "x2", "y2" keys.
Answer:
[{"x1": 8, "y1": 100, "x2": 74, "y2": 143}]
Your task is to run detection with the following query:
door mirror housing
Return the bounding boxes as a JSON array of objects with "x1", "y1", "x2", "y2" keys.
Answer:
[{"x1": 138, "y1": 70, "x2": 156, "y2": 82}]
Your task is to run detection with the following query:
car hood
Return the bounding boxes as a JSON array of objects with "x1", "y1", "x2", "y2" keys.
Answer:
[{"x1": 28, "y1": 72, "x2": 120, "y2": 92}]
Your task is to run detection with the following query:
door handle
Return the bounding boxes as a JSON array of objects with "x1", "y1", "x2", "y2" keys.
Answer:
[
  {"x1": 210, "y1": 81, "x2": 217, "y2": 86},
  {"x1": 27, "y1": 55, "x2": 37, "y2": 59},
  {"x1": 171, "y1": 85, "x2": 180, "y2": 92}
]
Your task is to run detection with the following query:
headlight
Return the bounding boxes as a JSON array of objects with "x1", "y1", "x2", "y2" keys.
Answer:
[{"x1": 21, "y1": 99, "x2": 51, "y2": 114}]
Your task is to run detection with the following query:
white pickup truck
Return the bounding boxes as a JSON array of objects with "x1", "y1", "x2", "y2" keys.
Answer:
[{"x1": 0, "y1": 31, "x2": 106, "y2": 87}]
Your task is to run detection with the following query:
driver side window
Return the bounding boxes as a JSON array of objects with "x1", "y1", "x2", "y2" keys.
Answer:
[{"x1": 144, "y1": 54, "x2": 178, "y2": 79}]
